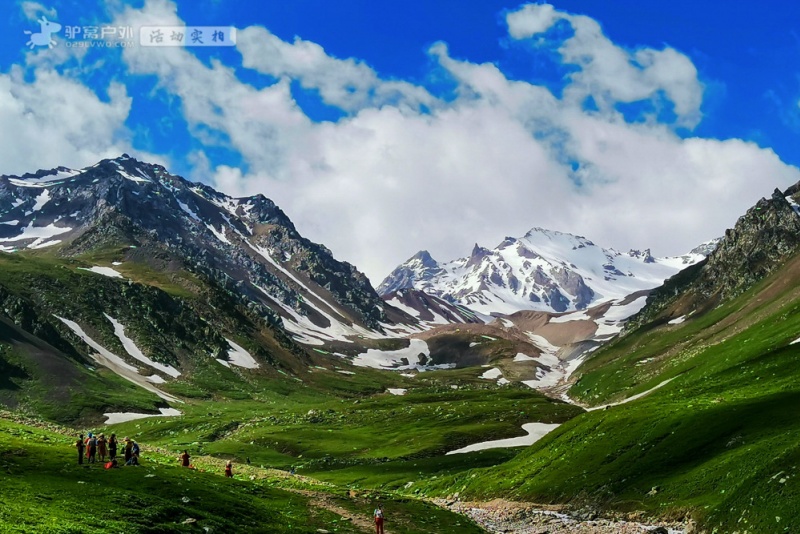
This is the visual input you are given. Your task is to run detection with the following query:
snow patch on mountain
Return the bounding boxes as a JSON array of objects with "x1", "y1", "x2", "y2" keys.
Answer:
[
  {"x1": 446, "y1": 422, "x2": 561, "y2": 455},
  {"x1": 225, "y1": 338, "x2": 259, "y2": 369},
  {"x1": 103, "y1": 407, "x2": 182, "y2": 425},
  {"x1": 56, "y1": 316, "x2": 181, "y2": 403},
  {"x1": 352, "y1": 338, "x2": 452, "y2": 370},
  {"x1": 0, "y1": 222, "x2": 72, "y2": 244},
  {"x1": 79, "y1": 266, "x2": 124, "y2": 279},
  {"x1": 480, "y1": 367, "x2": 503, "y2": 379},
  {"x1": 105, "y1": 314, "x2": 181, "y2": 378},
  {"x1": 30, "y1": 190, "x2": 51, "y2": 212}
]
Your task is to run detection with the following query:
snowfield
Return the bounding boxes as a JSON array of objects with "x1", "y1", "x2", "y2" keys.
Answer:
[
  {"x1": 79, "y1": 266, "x2": 125, "y2": 279},
  {"x1": 103, "y1": 408, "x2": 182, "y2": 425},
  {"x1": 446, "y1": 422, "x2": 561, "y2": 454}
]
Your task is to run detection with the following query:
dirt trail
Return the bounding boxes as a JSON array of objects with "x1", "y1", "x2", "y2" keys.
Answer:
[{"x1": 293, "y1": 489, "x2": 380, "y2": 533}]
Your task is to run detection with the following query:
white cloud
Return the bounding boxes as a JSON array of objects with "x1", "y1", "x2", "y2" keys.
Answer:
[
  {"x1": 25, "y1": 0, "x2": 796, "y2": 289},
  {"x1": 20, "y1": 1, "x2": 57, "y2": 21},
  {"x1": 506, "y1": 3, "x2": 560, "y2": 39},
  {"x1": 237, "y1": 26, "x2": 436, "y2": 113},
  {"x1": 505, "y1": 3, "x2": 703, "y2": 128},
  {"x1": 0, "y1": 65, "x2": 133, "y2": 175}
]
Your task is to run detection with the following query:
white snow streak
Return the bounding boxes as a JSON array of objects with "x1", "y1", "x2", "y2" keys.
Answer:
[
  {"x1": 0, "y1": 222, "x2": 72, "y2": 243},
  {"x1": 480, "y1": 367, "x2": 503, "y2": 379},
  {"x1": 103, "y1": 408, "x2": 182, "y2": 425},
  {"x1": 55, "y1": 316, "x2": 181, "y2": 403},
  {"x1": 225, "y1": 338, "x2": 260, "y2": 369},
  {"x1": 79, "y1": 266, "x2": 124, "y2": 279},
  {"x1": 446, "y1": 423, "x2": 561, "y2": 455},
  {"x1": 105, "y1": 314, "x2": 181, "y2": 378}
]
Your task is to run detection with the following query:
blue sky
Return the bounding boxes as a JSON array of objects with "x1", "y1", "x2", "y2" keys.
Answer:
[{"x1": 4, "y1": 0, "x2": 800, "y2": 282}]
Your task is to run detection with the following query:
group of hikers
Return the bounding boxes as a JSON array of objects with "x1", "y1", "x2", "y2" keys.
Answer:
[
  {"x1": 74, "y1": 433, "x2": 387, "y2": 530},
  {"x1": 75, "y1": 432, "x2": 140, "y2": 467},
  {"x1": 75, "y1": 435, "x2": 235, "y2": 476}
]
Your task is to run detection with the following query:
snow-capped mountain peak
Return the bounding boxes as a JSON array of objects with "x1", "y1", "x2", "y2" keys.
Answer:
[{"x1": 378, "y1": 229, "x2": 713, "y2": 316}]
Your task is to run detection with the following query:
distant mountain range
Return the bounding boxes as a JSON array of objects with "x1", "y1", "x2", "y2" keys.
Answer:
[{"x1": 378, "y1": 228, "x2": 719, "y2": 315}]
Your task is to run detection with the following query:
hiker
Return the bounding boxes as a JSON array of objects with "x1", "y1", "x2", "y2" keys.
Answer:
[
  {"x1": 75, "y1": 434, "x2": 85, "y2": 465},
  {"x1": 123, "y1": 437, "x2": 133, "y2": 464},
  {"x1": 224, "y1": 460, "x2": 233, "y2": 478},
  {"x1": 180, "y1": 450, "x2": 191, "y2": 467},
  {"x1": 84, "y1": 433, "x2": 92, "y2": 462},
  {"x1": 373, "y1": 505, "x2": 384, "y2": 534},
  {"x1": 97, "y1": 434, "x2": 107, "y2": 463},
  {"x1": 88, "y1": 433, "x2": 98, "y2": 464},
  {"x1": 126, "y1": 440, "x2": 140, "y2": 466},
  {"x1": 108, "y1": 434, "x2": 118, "y2": 460}
]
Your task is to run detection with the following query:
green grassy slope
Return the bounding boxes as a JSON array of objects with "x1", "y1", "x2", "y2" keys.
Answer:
[
  {"x1": 0, "y1": 413, "x2": 489, "y2": 533},
  {"x1": 101, "y1": 375, "x2": 582, "y2": 489},
  {"x1": 418, "y1": 252, "x2": 800, "y2": 532}
]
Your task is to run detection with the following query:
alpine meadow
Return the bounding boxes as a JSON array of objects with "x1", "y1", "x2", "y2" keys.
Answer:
[{"x1": 2, "y1": 1, "x2": 800, "y2": 533}]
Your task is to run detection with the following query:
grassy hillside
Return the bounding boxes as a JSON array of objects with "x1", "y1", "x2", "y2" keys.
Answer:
[
  {"x1": 417, "y1": 252, "x2": 800, "y2": 532},
  {"x1": 0, "y1": 412, "x2": 492, "y2": 533}
]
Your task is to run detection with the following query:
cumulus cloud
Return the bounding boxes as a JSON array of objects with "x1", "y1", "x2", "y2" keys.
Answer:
[
  {"x1": 51, "y1": 0, "x2": 800, "y2": 286},
  {"x1": 237, "y1": 26, "x2": 436, "y2": 113},
  {"x1": 505, "y1": 3, "x2": 703, "y2": 128},
  {"x1": 506, "y1": 3, "x2": 560, "y2": 39},
  {"x1": 0, "y1": 65, "x2": 133, "y2": 175},
  {"x1": 20, "y1": 1, "x2": 57, "y2": 21}
]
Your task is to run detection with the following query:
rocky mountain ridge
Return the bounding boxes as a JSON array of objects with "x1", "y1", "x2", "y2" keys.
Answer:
[
  {"x1": 627, "y1": 184, "x2": 800, "y2": 328},
  {"x1": 0, "y1": 155, "x2": 397, "y2": 346}
]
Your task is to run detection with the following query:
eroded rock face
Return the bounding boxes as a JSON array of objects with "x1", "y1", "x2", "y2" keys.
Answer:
[
  {"x1": 0, "y1": 155, "x2": 389, "y2": 332},
  {"x1": 629, "y1": 184, "x2": 800, "y2": 329},
  {"x1": 552, "y1": 266, "x2": 594, "y2": 310}
]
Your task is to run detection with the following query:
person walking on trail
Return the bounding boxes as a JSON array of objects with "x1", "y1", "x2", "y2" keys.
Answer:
[
  {"x1": 180, "y1": 450, "x2": 191, "y2": 467},
  {"x1": 108, "y1": 434, "x2": 118, "y2": 460},
  {"x1": 224, "y1": 460, "x2": 233, "y2": 478},
  {"x1": 373, "y1": 505, "x2": 384, "y2": 534},
  {"x1": 75, "y1": 434, "x2": 85, "y2": 465},
  {"x1": 97, "y1": 434, "x2": 107, "y2": 463}
]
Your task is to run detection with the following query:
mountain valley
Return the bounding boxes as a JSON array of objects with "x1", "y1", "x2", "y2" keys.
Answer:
[{"x1": 1, "y1": 156, "x2": 800, "y2": 532}]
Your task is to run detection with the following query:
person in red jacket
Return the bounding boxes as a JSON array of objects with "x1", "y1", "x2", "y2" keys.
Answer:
[
  {"x1": 180, "y1": 450, "x2": 191, "y2": 467},
  {"x1": 224, "y1": 460, "x2": 233, "y2": 478},
  {"x1": 373, "y1": 505, "x2": 384, "y2": 534}
]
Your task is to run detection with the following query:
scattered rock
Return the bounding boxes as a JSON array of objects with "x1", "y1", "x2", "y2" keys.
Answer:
[{"x1": 433, "y1": 498, "x2": 688, "y2": 534}]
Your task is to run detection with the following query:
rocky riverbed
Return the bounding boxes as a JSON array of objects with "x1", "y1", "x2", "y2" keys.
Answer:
[{"x1": 434, "y1": 498, "x2": 692, "y2": 534}]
